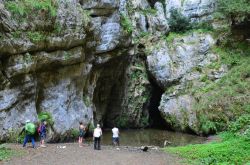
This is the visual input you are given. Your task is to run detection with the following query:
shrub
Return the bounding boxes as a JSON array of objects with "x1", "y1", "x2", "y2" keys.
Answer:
[
  {"x1": 86, "y1": 123, "x2": 95, "y2": 133},
  {"x1": 115, "y1": 114, "x2": 130, "y2": 128},
  {"x1": 229, "y1": 115, "x2": 250, "y2": 133},
  {"x1": 38, "y1": 112, "x2": 54, "y2": 126},
  {"x1": 193, "y1": 42, "x2": 250, "y2": 134},
  {"x1": 5, "y1": 0, "x2": 58, "y2": 18},
  {"x1": 217, "y1": 0, "x2": 250, "y2": 18},
  {"x1": 139, "y1": 116, "x2": 149, "y2": 127},
  {"x1": 120, "y1": 14, "x2": 133, "y2": 34},
  {"x1": 27, "y1": 32, "x2": 46, "y2": 42},
  {"x1": 168, "y1": 8, "x2": 192, "y2": 33},
  {"x1": 70, "y1": 129, "x2": 79, "y2": 139},
  {"x1": 6, "y1": 129, "x2": 25, "y2": 143}
]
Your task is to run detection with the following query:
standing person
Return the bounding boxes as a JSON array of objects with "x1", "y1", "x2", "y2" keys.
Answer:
[
  {"x1": 19, "y1": 120, "x2": 36, "y2": 148},
  {"x1": 93, "y1": 124, "x2": 102, "y2": 150},
  {"x1": 79, "y1": 122, "x2": 85, "y2": 147},
  {"x1": 38, "y1": 120, "x2": 47, "y2": 147},
  {"x1": 112, "y1": 126, "x2": 119, "y2": 146}
]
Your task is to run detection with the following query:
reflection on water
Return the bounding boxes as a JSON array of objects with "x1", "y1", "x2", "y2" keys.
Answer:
[{"x1": 86, "y1": 129, "x2": 206, "y2": 147}]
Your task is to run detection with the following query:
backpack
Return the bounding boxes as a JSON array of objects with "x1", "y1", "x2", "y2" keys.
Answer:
[
  {"x1": 37, "y1": 125, "x2": 42, "y2": 134},
  {"x1": 25, "y1": 123, "x2": 36, "y2": 135}
]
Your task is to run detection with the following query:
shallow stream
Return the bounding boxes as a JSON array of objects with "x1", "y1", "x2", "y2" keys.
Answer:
[{"x1": 85, "y1": 129, "x2": 206, "y2": 147}]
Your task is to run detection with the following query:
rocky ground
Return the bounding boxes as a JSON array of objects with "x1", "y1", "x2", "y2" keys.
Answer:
[{"x1": 2, "y1": 143, "x2": 182, "y2": 165}]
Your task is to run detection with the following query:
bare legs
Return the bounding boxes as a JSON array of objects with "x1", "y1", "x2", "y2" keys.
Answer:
[{"x1": 79, "y1": 137, "x2": 83, "y2": 147}]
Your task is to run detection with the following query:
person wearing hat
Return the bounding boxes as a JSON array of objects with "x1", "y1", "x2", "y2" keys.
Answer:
[
  {"x1": 93, "y1": 124, "x2": 102, "y2": 150},
  {"x1": 19, "y1": 120, "x2": 36, "y2": 148}
]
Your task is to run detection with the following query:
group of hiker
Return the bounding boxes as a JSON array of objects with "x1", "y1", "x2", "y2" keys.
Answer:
[
  {"x1": 19, "y1": 120, "x2": 120, "y2": 150},
  {"x1": 19, "y1": 119, "x2": 47, "y2": 148}
]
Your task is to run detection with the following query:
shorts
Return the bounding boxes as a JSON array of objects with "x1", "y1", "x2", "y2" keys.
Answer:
[
  {"x1": 112, "y1": 137, "x2": 119, "y2": 144},
  {"x1": 79, "y1": 131, "x2": 85, "y2": 138},
  {"x1": 40, "y1": 134, "x2": 46, "y2": 140}
]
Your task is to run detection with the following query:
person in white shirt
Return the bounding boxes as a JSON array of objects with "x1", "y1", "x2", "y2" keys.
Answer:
[
  {"x1": 93, "y1": 124, "x2": 102, "y2": 150},
  {"x1": 112, "y1": 126, "x2": 119, "y2": 146}
]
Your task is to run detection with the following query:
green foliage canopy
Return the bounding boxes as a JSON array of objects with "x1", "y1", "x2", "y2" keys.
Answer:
[
  {"x1": 5, "y1": 0, "x2": 57, "y2": 18},
  {"x1": 168, "y1": 9, "x2": 192, "y2": 33},
  {"x1": 218, "y1": 0, "x2": 250, "y2": 18}
]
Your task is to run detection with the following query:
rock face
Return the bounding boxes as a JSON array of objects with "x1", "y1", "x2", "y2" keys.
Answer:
[
  {"x1": 0, "y1": 0, "x2": 229, "y2": 141},
  {"x1": 147, "y1": 32, "x2": 227, "y2": 133},
  {"x1": 0, "y1": 0, "x2": 131, "y2": 141},
  {"x1": 165, "y1": 0, "x2": 216, "y2": 22}
]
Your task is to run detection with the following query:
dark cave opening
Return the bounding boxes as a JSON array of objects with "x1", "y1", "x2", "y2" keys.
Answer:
[
  {"x1": 92, "y1": 55, "x2": 130, "y2": 128},
  {"x1": 91, "y1": 54, "x2": 170, "y2": 130},
  {"x1": 148, "y1": 78, "x2": 171, "y2": 129},
  {"x1": 232, "y1": 19, "x2": 250, "y2": 40},
  {"x1": 147, "y1": 0, "x2": 161, "y2": 7}
]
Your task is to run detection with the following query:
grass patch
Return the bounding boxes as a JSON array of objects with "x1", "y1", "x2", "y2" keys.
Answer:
[
  {"x1": 0, "y1": 144, "x2": 23, "y2": 161},
  {"x1": 165, "y1": 132, "x2": 250, "y2": 164},
  {"x1": 140, "y1": 8, "x2": 157, "y2": 15},
  {"x1": 5, "y1": 0, "x2": 58, "y2": 18},
  {"x1": 165, "y1": 28, "x2": 213, "y2": 43},
  {"x1": 27, "y1": 31, "x2": 46, "y2": 42},
  {"x1": 120, "y1": 14, "x2": 133, "y2": 34}
]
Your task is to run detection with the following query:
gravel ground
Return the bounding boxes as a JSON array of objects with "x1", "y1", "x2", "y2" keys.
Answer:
[{"x1": 2, "y1": 143, "x2": 182, "y2": 165}]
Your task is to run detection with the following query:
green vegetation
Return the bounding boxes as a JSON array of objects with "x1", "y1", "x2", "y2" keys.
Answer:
[
  {"x1": 87, "y1": 123, "x2": 95, "y2": 133},
  {"x1": 83, "y1": 95, "x2": 91, "y2": 107},
  {"x1": 139, "y1": 116, "x2": 149, "y2": 127},
  {"x1": 0, "y1": 144, "x2": 22, "y2": 161},
  {"x1": 229, "y1": 114, "x2": 250, "y2": 139},
  {"x1": 38, "y1": 112, "x2": 54, "y2": 126},
  {"x1": 5, "y1": 0, "x2": 58, "y2": 18},
  {"x1": 120, "y1": 14, "x2": 133, "y2": 34},
  {"x1": 218, "y1": 0, "x2": 250, "y2": 18},
  {"x1": 79, "y1": 9, "x2": 91, "y2": 27},
  {"x1": 141, "y1": 8, "x2": 157, "y2": 15},
  {"x1": 27, "y1": 32, "x2": 46, "y2": 42},
  {"x1": 192, "y1": 42, "x2": 250, "y2": 134},
  {"x1": 165, "y1": 132, "x2": 250, "y2": 164},
  {"x1": 164, "y1": 38, "x2": 250, "y2": 164},
  {"x1": 169, "y1": 9, "x2": 192, "y2": 33},
  {"x1": 126, "y1": 61, "x2": 151, "y2": 128},
  {"x1": 70, "y1": 129, "x2": 79, "y2": 139},
  {"x1": 11, "y1": 31, "x2": 22, "y2": 39},
  {"x1": 6, "y1": 129, "x2": 24, "y2": 143},
  {"x1": 9, "y1": 31, "x2": 46, "y2": 42},
  {"x1": 115, "y1": 114, "x2": 130, "y2": 128},
  {"x1": 165, "y1": 28, "x2": 213, "y2": 43}
]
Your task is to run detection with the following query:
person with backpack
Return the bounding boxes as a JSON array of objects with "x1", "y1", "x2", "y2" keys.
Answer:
[
  {"x1": 38, "y1": 120, "x2": 47, "y2": 147},
  {"x1": 93, "y1": 124, "x2": 102, "y2": 150},
  {"x1": 19, "y1": 120, "x2": 36, "y2": 148}
]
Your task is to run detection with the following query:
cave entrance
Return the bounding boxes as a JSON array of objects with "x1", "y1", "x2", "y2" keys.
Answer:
[
  {"x1": 91, "y1": 54, "x2": 170, "y2": 130},
  {"x1": 232, "y1": 19, "x2": 250, "y2": 40},
  {"x1": 92, "y1": 55, "x2": 130, "y2": 128},
  {"x1": 148, "y1": 78, "x2": 170, "y2": 129}
]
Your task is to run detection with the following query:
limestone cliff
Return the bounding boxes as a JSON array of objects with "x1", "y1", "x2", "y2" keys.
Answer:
[{"x1": 1, "y1": 0, "x2": 246, "y2": 141}]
